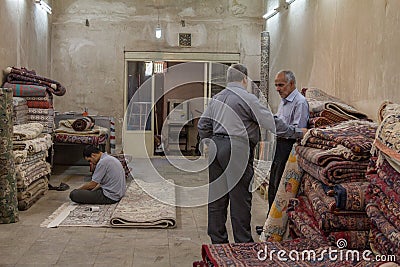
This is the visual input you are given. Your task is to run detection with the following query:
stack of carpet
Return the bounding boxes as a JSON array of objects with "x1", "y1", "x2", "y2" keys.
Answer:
[
  {"x1": 260, "y1": 88, "x2": 375, "y2": 244},
  {"x1": 2, "y1": 66, "x2": 67, "y2": 134},
  {"x1": 13, "y1": 122, "x2": 53, "y2": 210},
  {"x1": 54, "y1": 118, "x2": 109, "y2": 147},
  {"x1": 365, "y1": 101, "x2": 400, "y2": 262},
  {"x1": 12, "y1": 97, "x2": 28, "y2": 125},
  {"x1": 287, "y1": 119, "x2": 377, "y2": 250},
  {"x1": 304, "y1": 87, "x2": 370, "y2": 128}
]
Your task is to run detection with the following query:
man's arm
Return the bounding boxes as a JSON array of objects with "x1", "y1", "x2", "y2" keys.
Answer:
[
  {"x1": 197, "y1": 102, "x2": 214, "y2": 139},
  {"x1": 274, "y1": 115, "x2": 306, "y2": 139},
  {"x1": 78, "y1": 180, "x2": 99, "y2": 190}
]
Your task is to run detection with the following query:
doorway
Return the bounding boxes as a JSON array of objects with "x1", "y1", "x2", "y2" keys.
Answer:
[{"x1": 123, "y1": 52, "x2": 239, "y2": 158}]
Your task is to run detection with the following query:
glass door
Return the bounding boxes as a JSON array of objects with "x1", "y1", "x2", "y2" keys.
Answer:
[{"x1": 123, "y1": 61, "x2": 154, "y2": 158}]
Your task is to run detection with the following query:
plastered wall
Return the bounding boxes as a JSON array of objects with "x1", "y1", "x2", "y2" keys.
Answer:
[
  {"x1": 266, "y1": 0, "x2": 400, "y2": 121},
  {"x1": 51, "y1": 0, "x2": 265, "y2": 146},
  {"x1": 0, "y1": 0, "x2": 52, "y2": 83}
]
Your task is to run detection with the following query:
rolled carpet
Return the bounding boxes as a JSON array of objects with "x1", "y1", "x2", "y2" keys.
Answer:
[{"x1": 0, "y1": 88, "x2": 19, "y2": 223}]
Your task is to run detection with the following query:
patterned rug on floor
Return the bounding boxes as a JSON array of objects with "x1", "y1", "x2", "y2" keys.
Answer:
[
  {"x1": 195, "y1": 238, "x2": 392, "y2": 267},
  {"x1": 41, "y1": 179, "x2": 176, "y2": 228}
]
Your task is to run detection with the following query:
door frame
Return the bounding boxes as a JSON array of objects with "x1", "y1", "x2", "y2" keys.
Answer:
[{"x1": 123, "y1": 52, "x2": 240, "y2": 158}]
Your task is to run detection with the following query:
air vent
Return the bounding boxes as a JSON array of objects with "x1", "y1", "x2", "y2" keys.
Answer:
[{"x1": 179, "y1": 33, "x2": 192, "y2": 47}]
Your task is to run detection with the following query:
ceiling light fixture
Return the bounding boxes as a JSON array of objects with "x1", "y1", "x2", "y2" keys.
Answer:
[
  {"x1": 262, "y1": 0, "x2": 295, "y2": 20},
  {"x1": 35, "y1": 0, "x2": 52, "y2": 14},
  {"x1": 155, "y1": 5, "x2": 162, "y2": 39}
]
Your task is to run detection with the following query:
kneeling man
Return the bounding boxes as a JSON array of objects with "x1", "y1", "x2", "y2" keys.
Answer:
[{"x1": 69, "y1": 145, "x2": 126, "y2": 204}]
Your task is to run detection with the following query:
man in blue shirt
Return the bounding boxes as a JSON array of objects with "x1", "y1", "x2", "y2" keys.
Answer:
[
  {"x1": 69, "y1": 145, "x2": 126, "y2": 204},
  {"x1": 267, "y1": 70, "x2": 309, "y2": 213}
]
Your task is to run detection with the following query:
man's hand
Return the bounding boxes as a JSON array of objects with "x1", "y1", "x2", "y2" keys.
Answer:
[{"x1": 78, "y1": 180, "x2": 99, "y2": 190}]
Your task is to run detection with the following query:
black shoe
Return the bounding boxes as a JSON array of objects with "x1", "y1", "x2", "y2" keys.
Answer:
[
  {"x1": 256, "y1": 225, "x2": 263, "y2": 235},
  {"x1": 48, "y1": 182, "x2": 70, "y2": 191}
]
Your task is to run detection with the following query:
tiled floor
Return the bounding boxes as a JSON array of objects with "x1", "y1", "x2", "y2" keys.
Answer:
[{"x1": 0, "y1": 157, "x2": 269, "y2": 266}]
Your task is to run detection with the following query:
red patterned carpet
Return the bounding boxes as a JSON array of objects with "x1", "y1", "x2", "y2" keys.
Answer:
[{"x1": 194, "y1": 238, "x2": 393, "y2": 266}]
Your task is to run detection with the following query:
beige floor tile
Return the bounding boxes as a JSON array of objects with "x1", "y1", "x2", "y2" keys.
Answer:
[{"x1": 132, "y1": 245, "x2": 170, "y2": 267}]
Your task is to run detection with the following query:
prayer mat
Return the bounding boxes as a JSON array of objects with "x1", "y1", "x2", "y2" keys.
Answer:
[
  {"x1": 0, "y1": 88, "x2": 19, "y2": 223},
  {"x1": 260, "y1": 146, "x2": 303, "y2": 242},
  {"x1": 42, "y1": 180, "x2": 176, "y2": 229},
  {"x1": 197, "y1": 238, "x2": 383, "y2": 267}
]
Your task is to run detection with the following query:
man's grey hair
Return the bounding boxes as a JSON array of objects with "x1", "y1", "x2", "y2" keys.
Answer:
[
  {"x1": 278, "y1": 70, "x2": 296, "y2": 85},
  {"x1": 227, "y1": 63, "x2": 248, "y2": 83}
]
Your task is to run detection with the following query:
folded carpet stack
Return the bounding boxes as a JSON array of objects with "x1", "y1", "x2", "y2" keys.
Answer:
[
  {"x1": 2, "y1": 66, "x2": 67, "y2": 134},
  {"x1": 13, "y1": 123, "x2": 53, "y2": 210},
  {"x1": 366, "y1": 101, "x2": 400, "y2": 262},
  {"x1": 287, "y1": 119, "x2": 377, "y2": 250},
  {"x1": 12, "y1": 97, "x2": 28, "y2": 125},
  {"x1": 259, "y1": 88, "x2": 376, "y2": 250},
  {"x1": 304, "y1": 87, "x2": 370, "y2": 128},
  {"x1": 287, "y1": 89, "x2": 376, "y2": 249},
  {"x1": 55, "y1": 119, "x2": 109, "y2": 146}
]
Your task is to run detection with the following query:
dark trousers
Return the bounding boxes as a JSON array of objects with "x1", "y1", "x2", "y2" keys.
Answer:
[
  {"x1": 69, "y1": 187, "x2": 118, "y2": 204},
  {"x1": 207, "y1": 136, "x2": 255, "y2": 244},
  {"x1": 267, "y1": 138, "x2": 296, "y2": 213}
]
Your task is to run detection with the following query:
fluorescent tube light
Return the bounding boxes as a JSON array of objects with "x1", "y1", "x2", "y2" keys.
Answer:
[
  {"x1": 262, "y1": 10, "x2": 278, "y2": 20},
  {"x1": 35, "y1": 0, "x2": 52, "y2": 14}
]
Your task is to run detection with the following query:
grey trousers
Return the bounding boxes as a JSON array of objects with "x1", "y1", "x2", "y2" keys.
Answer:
[
  {"x1": 69, "y1": 187, "x2": 118, "y2": 204},
  {"x1": 207, "y1": 135, "x2": 255, "y2": 244},
  {"x1": 267, "y1": 138, "x2": 296, "y2": 213}
]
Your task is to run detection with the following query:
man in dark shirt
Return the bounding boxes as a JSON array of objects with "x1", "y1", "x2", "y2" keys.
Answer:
[{"x1": 198, "y1": 64, "x2": 305, "y2": 244}]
